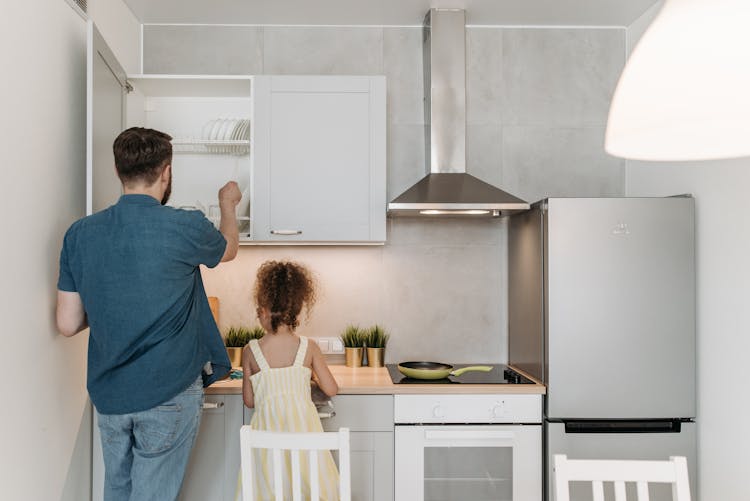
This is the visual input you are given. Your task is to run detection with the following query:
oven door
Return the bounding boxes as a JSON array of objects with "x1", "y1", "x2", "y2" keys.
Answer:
[{"x1": 395, "y1": 425, "x2": 541, "y2": 501}]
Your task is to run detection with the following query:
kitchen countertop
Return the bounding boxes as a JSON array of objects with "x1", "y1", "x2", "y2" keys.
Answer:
[{"x1": 206, "y1": 364, "x2": 545, "y2": 395}]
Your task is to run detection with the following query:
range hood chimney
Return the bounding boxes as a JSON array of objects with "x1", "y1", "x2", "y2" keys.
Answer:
[{"x1": 388, "y1": 8, "x2": 529, "y2": 217}]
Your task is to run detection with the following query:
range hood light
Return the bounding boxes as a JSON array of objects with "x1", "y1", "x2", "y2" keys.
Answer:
[{"x1": 420, "y1": 209, "x2": 492, "y2": 216}]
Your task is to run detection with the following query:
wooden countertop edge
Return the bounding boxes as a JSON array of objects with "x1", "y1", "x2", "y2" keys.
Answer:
[{"x1": 206, "y1": 364, "x2": 547, "y2": 395}]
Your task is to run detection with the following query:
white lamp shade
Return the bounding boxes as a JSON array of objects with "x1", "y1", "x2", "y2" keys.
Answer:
[{"x1": 605, "y1": 0, "x2": 750, "y2": 161}]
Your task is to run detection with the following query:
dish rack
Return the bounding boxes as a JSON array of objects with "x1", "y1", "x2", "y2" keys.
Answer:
[{"x1": 172, "y1": 117, "x2": 251, "y2": 155}]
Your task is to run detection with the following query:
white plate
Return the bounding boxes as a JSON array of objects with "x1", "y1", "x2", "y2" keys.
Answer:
[
  {"x1": 219, "y1": 118, "x2": 235, "y2": 141},
  {"x1": 241, "y1": 119, "x2": 250, "y2": 140},
  {"x1": 209, "y1": 119, "x2": 224, "y2": 141},
  {"x1": 201, "y1": 119, "x2": 216, "y2": 140},
  {"x1": 229, "y1": 119, "x2": 243, "y2": 153}
]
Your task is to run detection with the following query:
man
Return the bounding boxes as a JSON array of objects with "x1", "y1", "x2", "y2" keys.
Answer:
[{"x1": 56, "y1": 127, "x2": 240, "y2": 500}]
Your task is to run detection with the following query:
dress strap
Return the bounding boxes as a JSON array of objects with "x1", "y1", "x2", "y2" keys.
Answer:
[
  {"x1": 293, "y1": 337, "x2": 308, "y2": 367},
  {"x1": 248, "y1": 339, "x2": 271, "y2": 371}
]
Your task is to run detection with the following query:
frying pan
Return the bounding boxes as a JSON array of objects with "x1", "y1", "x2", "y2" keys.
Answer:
[{"x1": 397, "y1": 361, "x2": 493, "y2": 380}]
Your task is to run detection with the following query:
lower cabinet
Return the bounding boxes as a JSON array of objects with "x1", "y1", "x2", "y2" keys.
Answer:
[
  {"x1": 179, "y1": 393, "x2": 394, "y2": 501},
  {"x1": 321, "y1": 395, "x2": 394, "y2": 501},
  {"x1": 179, "y1": 394, "x2": 244, "y2": 501}
]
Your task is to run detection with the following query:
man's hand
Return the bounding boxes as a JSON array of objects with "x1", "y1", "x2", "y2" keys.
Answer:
[
  {"x1": 219, "y1": 181, "x2": 242, "y2": 210},
  {"x1": 218, "y1": 181, "x2": 241, "y2": 262}
]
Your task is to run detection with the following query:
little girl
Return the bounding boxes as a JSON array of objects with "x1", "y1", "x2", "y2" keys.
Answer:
[{"x1": 242, "y1": 260, "x2": 339, "y2": 500}]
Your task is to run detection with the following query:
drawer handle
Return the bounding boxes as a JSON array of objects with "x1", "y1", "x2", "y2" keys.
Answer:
[
  {"x1": 270, "y1": 230, "x2": 302, "y2": 235},
  {"x1": 203, "y1": 402, "x2": 225, "y2": 409},
  {"x1": 318, "y1": 410, "x2": 336, "y2": 419}
]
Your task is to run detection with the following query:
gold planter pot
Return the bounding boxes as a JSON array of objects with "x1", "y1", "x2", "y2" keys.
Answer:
[
  {"x1": 226, "y1": 347, "x2": 243, "y2": 368},
  {"x1": 366, "y1": 347, "x2": 385, "y2": 367},
  {"x1": 344, "y1": 347, "x2": 364, "y2": 367}
]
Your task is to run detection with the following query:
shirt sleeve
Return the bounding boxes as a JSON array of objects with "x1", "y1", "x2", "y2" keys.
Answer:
[
  {"x1": 57, "y1": 231, "x2": 77, "y2": 292},
  {"x1": 181, "y1": 211, "x2": 227, "y2": 268}
]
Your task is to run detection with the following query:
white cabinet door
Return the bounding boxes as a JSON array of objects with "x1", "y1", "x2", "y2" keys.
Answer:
[
  {"x1": 179, "y1": 395, "x2": 243, "y2": 501},
  {"x1": 322, "y1": 395, "x2": 394, "y2": 501},
  {"x1": 86, "y1": 20, "x2": 127, "y2": 216},
  {"x1": 346, "y1": 432, "x2": 394, "y2": 501},
  {"x1": 252, "y1": 76, "x2": 386, "y2": 243}
]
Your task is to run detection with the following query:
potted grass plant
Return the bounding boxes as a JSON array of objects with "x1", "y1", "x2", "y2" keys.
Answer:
[
  {"x1": 224, "y1": 325, "x2": 265, "y2": 367},
  {"x1": 340, "y1": 325, "x2": 366, "y2": 368},
  {"x1": 365, "y1": 324, "x2": 389, "y2": 367}
]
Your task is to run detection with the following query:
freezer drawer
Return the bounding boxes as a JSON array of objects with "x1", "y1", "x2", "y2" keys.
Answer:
[{"x1": 545, "y1": 421, "x2": 696, "y2": 501}]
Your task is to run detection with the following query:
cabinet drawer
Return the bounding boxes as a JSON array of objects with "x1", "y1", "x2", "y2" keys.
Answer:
[{"x1": 321, "y1": 395, "x2": 393, "y2": 432}]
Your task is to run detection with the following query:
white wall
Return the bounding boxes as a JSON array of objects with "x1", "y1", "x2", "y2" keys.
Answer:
[
  {"x1": 0, "y1": 0, "x2": 138, "y2": 499},
  {"x1": 626, "y1": 160, "x2": 750, "y2": 501},
  {"x1": 0, "y1": 1, "x2": 89, "y2": 499}
]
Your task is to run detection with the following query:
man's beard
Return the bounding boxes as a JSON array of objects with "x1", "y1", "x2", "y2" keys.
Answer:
[{"x1": 160, "y1": 174, "x2": 172, "y2": 205}]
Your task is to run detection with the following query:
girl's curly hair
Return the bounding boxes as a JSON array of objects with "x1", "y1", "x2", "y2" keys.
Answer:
[{"x1": 254, "y1": 260, "x2": 317, "y2": 333}]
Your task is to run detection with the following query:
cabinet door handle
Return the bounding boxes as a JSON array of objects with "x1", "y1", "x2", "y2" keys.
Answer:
[
  {"x1": 203, "y1": 402, "x2": 225, "y2": 409},
  {"x1": 318, "y1": 411, "x2": 336, "y2": 419},
  {"x1": 270, "y1": 230, "x2": 302, "y2": 235}
]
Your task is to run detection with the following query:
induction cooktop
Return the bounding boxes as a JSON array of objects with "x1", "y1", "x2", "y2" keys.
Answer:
[{"x1": 386, "y1": 364, "x2": 534, "y2": 384}]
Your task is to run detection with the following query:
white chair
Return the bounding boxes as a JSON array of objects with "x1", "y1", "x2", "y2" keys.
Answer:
[
  {"x1": 240, "y1": 426, "x2": 351, "y2": 501},
  {"x1": 553, "y1": 454, "x2": 691, "y2": 501}
]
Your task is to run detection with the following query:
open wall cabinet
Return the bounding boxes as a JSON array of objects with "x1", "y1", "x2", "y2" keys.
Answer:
[{"x1": 87, "y1": 21, "x2": 386, "y2": 245}]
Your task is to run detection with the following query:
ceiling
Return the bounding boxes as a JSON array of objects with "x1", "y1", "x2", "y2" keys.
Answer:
[{"x1": 122, "y1": 0, "x2": 660, "y2": 27}]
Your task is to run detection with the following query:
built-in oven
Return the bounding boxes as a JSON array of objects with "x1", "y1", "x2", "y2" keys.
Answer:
[{"x1": 393, "y1": 393, "x2": 542, "y2": 501}]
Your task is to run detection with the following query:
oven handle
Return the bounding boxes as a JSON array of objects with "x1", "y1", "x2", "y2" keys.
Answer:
[{"x1": 424, "y1": 430, "x2": 514, "y2": 441}]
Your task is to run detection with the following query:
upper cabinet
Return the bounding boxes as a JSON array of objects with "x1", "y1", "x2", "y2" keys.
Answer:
[
  {"x1": 87, "y1": 22, "x2": 386, "y2": 244},
  {"x1": 252, "y1": 76, "x2": 386, "y2": 243}
]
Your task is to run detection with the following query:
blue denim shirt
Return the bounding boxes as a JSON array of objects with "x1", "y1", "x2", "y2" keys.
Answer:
[{"x1": 58, "y1": 194, "x2": 231, "y2": 414}]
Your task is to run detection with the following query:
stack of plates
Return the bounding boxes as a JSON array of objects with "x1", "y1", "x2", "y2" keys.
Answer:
[{"x1": 201, "y1": 117, "x2": 250, "y2": 154}]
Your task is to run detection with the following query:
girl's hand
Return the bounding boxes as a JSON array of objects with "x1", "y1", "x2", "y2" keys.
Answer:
[{"x1": 310, "y1": 341, "x2": 338, "y2": 397}]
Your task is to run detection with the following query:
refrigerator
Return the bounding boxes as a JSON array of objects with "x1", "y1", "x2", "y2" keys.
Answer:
[{"x1": 508, "y1": 197, "x2": 696, "y2": 501}]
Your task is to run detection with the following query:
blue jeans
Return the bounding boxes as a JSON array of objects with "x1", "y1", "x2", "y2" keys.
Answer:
[{"x1": 97, "y1": 375, "x2": 203, "y2": 501}]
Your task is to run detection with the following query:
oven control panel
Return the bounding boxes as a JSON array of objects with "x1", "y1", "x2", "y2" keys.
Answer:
[{"x1": 394, "y1": 394, "x2": 542, "y2": 424}]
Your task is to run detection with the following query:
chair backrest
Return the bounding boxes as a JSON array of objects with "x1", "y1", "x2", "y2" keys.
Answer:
[
  {"x1": 240, "y1": 426, "x2": 351, "y2": 501},
  {"x1": 553, "y1": 454, "x2": 690, "y2": 501}
]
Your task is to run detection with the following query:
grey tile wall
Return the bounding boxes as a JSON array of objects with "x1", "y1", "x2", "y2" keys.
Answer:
[
  {"x1": 143, "y1": 25, "x2": 263, "y2": 74},
  {"x1": 144, "y1": 24, "x2": 625, "y2": 363},
  {"x1": 263, "y1": 27, "x2": 383, "y2": 74},
  {"x1": 503, "y1": 126, "x2": 624, "y2": 202}
]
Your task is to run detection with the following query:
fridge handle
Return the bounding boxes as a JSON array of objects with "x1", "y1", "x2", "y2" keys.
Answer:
[{"x1": 563, "y1": 420, "x2": 683, "y2": 434}]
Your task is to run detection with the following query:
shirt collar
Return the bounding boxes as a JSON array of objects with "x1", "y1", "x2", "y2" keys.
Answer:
[{"x1": 117, "y1": 194, "x2": 161, "y2": 206}]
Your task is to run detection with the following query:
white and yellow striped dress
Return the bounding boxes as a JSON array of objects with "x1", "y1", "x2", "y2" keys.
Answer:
[{"x1": 247, "y1": 336, "x2": 340, "y2": 500}]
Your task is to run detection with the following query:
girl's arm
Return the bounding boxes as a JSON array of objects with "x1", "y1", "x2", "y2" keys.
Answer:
[
  {"x1": 310, "y1": 341, "x2": 339, "y2": 397},
  {"x1": 241, "y1": 344, "x2": 255, "y2": 408}
]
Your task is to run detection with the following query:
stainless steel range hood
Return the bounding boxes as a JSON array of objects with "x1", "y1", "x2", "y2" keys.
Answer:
[{"x1": 388, "y1": 8, "x2": 529, "y2": 217}]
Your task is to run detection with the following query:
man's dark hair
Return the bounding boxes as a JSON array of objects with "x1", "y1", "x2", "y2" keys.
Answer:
[{"x1": 113, "y1": 127, "x2": 173, "y2": 186}]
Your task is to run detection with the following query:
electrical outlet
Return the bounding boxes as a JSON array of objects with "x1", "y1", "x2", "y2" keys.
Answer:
[
  {"x1": 313, "y1": 337, "x2": 345, "y2": 354},
  {"x1": 331, "y1": 338, "x2": 344, "y2": 353}
]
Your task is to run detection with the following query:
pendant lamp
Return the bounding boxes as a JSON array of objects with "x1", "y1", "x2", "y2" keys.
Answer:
[{"x1": 605, "y1": 0, "x2": 750, "y2": 161}]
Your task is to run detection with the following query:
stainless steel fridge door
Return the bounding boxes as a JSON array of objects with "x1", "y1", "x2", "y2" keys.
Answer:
[
  {"x1": 546, "y1": 197, "x2": 695, "y2": 419},
  {"x1": 545, "y1": 421, "x2": 697, "y2": 501}
]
